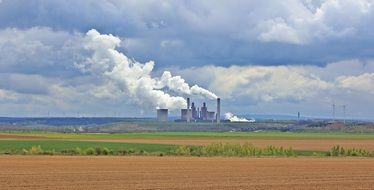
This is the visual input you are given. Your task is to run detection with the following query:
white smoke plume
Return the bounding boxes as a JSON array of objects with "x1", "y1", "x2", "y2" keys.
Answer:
[
  {"x1": 77, "y1": 29, "x2": 217, "y2": 110},
  {"x1": 157, "y1": 71, "x2": 218, "y2": 99},
  {"x1": 225, "y1": 112, "x2": 255, "y2": 122}
]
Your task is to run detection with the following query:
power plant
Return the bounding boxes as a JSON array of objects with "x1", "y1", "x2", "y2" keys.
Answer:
[
  {"x1": 156, "y1": 97, "x2": 221, "y2": 123},
  {"x1": 156, "y1": 109, "x2": 168, "y2": 122}
]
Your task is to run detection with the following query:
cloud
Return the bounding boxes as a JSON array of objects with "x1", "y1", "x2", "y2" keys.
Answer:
[
  {"x1": 337, "y1": 73, "x2": 374, "y2": 94},
  {"x1": 0, "y1": 89, "x2": 18, "y2": 102},
  {"x1": 0, "y1": 27, "x2": 84, "y2": 77},
  {"x1": 160, "y1": 39, "x2": 184, "y2": 48},
  {"x1": 0, "y1": 74, "x2": 54, "y2": 94},
  {"x1": 174, "y1": 65, "x2": 332, "y2": 102},
  {"x1": 257, "y1": 0, "x2": 373, "y2": 44},
  {"x1": 77, "y1": 29, "x2": 217, "y2": 110},
  {"x1": 0, "y1": 0, "x2": 373, "y2": 67},
  {"x1": 258, "y1": 17, "x2": 304, "y2": 44}
]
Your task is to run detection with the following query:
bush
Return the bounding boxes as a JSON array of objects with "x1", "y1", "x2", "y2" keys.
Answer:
[
  {"x1": 28, "y1": 145, "x2": 44, "y2": 155},
  {"x1": 172, "y1": 143, "x2": 295, "y2": 157},
  {"x1": 85, "y1": 148, "x2": 95, "y2": 155},
  {"x1": 128, "y1": 149, "x2": 136, "y2": 154},
  {"x1": 94, "y1": 147, "x2": 102, "y2": 155},
  {"x1": 42, "y1": 149, "x2": 56, "y2": 155},
  {"x1": 116, "y1": 149, "x2": 128, "y2": 155},
  {"x1": 102, "y1": 147, "x2": 111, "y2": 155},
  {"x1": 174, "y1": 145, "x2": 192, "y2": 156},
  {"x1": 329, "y1": 145, "x2": 374, "y2": 157},
  {"x1": 61, "y1": 148, "x2": 82, "y2": 155}
]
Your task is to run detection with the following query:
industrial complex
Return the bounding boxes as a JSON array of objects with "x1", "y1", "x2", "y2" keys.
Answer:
[{"x1": 157, "y1": 98, "x2": 221, "y2": 123}]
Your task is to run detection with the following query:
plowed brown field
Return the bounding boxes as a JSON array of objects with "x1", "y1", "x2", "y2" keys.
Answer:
[{"x1": 1, "y1": 156, "x2": 374, "y2": 189}]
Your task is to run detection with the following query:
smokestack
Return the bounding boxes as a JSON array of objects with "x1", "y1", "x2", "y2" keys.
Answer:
[
  {"x1": 187, "y1": 98, "x2": 191, "y2": 122},
  {"x1": 187, "y1": 98, "x2": 190, "y2": 109},
  {"x1": 216, "y1": 98, "x2": 220, "y2": 124}
]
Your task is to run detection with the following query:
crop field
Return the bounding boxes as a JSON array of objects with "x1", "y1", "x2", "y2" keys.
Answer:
[
  {"x1": 1, "y1": 132, "x2": 374, "y2": 152},
  {"x1": 0, "y1": 132, "x2": 374, "y2": 189},
  {"x1": 1, "y1": 156, "x2": 373, "y2": 189}
]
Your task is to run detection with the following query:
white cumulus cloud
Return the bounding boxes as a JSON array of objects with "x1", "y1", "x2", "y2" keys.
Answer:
[{"x1": 337, "y1": 73, "x2": 374, "y2": 94}]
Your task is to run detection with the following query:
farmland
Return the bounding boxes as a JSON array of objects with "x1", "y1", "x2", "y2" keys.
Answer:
[
  {"x1": 1, "y1": 156, "x2": 374, "y2": 189},
  {"x1": 0, "y1": 132, "x2": 374, "y2": 153},
  {"x1": 1, "y1": 131, "x2": 374, "y2": 189},
  {"x1": 1, "y1": 132, "x2": 374, "y2": 152}
]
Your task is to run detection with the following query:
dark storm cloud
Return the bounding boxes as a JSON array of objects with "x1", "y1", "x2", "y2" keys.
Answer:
[{"x1": 1, "y1": 0, "x2": 373, "y2": 68}]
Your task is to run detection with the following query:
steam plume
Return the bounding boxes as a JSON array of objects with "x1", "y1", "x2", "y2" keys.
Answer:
[
  {"x1": 225, "y1": 112, "x2": 255, "y2": 122},
  {"x1": 77, "y1": 29, "x2": 217, "y2": 110},
  {"x1": 157, "y1": 71, "x2": 218, "y2": 99}
]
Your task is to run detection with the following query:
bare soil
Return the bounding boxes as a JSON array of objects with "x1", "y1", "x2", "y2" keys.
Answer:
[{"x1": 0, "y1": 156, "x2": 373, "y2": 189}]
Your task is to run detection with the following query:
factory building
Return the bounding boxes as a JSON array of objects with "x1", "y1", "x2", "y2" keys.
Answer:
[
  {"x1": 181, "y1": 98, "x2": 221, "y2": 123},
  {"x1": 206, "y1": 111, "x2": 215, "y2": 121},
  {"x1": 200, "y1": 102, "x2": 208, "y2": 120},
  {"x1": 157, "y1": 109, "x2": 168, "y2": 122},
  {"x1": 156, "y1": 97, "x2": 221, "y2": 123},
  {"x1": 181, "y1": 98, "x2": 192, "y2": 121},
  {"x1": 181, "y1": 109, "x2": 192, "y2": 121}
]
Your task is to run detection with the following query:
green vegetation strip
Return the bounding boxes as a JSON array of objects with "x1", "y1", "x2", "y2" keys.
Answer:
[
  {"x1": 0, "y1": 140, "x2": 175, "y2": 155},
  {"x1": 0, "y1": 140, "x2": 373, "y2": 157},
  {"x1": 3, "y1": 132, "x2": 374, "y2": 140}
]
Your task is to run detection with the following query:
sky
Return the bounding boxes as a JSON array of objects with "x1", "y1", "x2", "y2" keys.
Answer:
[{"x1": 0, "y1": 0, "x2": 373, "y2": 119}]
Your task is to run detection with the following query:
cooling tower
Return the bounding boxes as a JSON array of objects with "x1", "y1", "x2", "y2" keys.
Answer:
[
  {"x1": 157, "y1": 109, "x2": 168, "y2": 122},
  {"x1": 216, "y1": 98, "x2": 220, "y2": 123}
]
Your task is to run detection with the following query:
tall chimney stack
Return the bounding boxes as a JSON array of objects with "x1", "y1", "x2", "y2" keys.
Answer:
[
  {"x1": 187, "y1": 98, "x2": 190, "y2": 110},
  {"x1": 187, "y1": 97, "x2": 191, "y2": 122},
  {"x1": 216, "y1": 98, "x2": 220, "y2": 124}
]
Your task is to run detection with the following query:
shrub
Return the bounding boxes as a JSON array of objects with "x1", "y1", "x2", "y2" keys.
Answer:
[
  {"x1": 174, "y1": 145, "x2": 192, "y2": 156},
  {"x1": 128, "y1": 149, "x2": 136, "y2": 155},
  {"x1": 28, "y1": 145, "x2": 44, "y2": 155},
  {"x1": 329, "y1": 145, "x2": 374, "y2": 157},
  {"x1": 136, "y1": 150, "x2": 145, "y2": 155},
  {"x1": 85, "y1": 148, "x2": 95, "y2": 155},
  {"x1": 42, "y1": 149, "x2": 56, "y2": 155},
  {"x1": 102, "y1": 147, "x2": 111, "y2": 155},
  {"x1": 116, "y1": 149, "x2": 128, "y2": 155},
  {"x1": 173, "y1": 143, "x2": 296, "y2": 157},
  {"x1": 60, "y1": 148, "x2": 81, "y2": 155}
]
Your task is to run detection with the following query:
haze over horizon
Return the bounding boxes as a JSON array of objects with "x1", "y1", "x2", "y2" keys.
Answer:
[{"x1": 0, "y1": 0, "x2": 373, "y2": 119}]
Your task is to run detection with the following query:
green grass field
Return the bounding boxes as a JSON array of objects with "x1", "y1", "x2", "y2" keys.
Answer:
[
  {"x1": 0, "y1": 140, "x2": 175, "y2": 154},
  {"x1": 4, "y1": 131, "x2": 374, "y2": 140}
]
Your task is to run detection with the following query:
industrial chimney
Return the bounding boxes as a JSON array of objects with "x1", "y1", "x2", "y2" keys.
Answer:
[
  {"x1": 187, "y1": 98, "x2": 190, "y2": 110},
  {"x1": 187, "y1": 97, "x2": 191, "y2": 122},
  {"x1": 216, "y1": 98, "x2": 220, "y2": 124}
]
